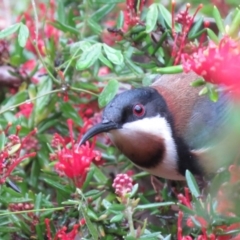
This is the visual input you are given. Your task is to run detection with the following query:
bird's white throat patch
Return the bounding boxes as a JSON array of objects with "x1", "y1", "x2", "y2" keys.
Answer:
[{"x1": 109, "y1": 115, "x2": 184, "y2": 180}]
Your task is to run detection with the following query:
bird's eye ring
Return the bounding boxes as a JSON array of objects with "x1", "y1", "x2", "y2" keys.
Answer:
[{"x1": 133, "y1": 104, "x2": 145, "y2": 117}]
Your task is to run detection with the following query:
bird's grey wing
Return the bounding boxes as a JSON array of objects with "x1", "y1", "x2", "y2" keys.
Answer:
[
  {"x1": 183, "y1": 92, "x2": 231, "y2": 149},
  {"x1": 184, "y1": 91, "x2": 240, "y2": 172}
]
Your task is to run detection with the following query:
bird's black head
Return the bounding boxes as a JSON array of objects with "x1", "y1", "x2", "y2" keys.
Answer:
[{"x1": 79, "y1": 87, "x2": 171, "y2": 145}]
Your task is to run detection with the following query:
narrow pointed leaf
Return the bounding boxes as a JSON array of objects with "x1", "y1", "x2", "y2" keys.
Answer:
[
  {"x1": 0, "y1": 23, "x2": 20, "y2": 39},
  {"x1": 146, "y1": 4, "x2": 158, "y2": 33},
  {"x1": 135, "y1": 201, "x2": 174, "y2": 211},
  {"x1": 155, "y1": 65, "x2": 183, "y2": 74},
  {"x1": 206, "y1": 28, "x2": 219, "y2": 44},
  {"x1": 213, "y1": 6, "x2": 225, "y2": 34},
  {"x1": 103, "y1": 44, "x2": 123, "y2": 65},
  {"x1": 228, "y1": 9, "x2": 240, "y2": 37},
  {"x1": 81, "y1": 207, "x2": 99, "y2": 240},
  {"x1": 76, "y1": 43, "x2": 102, "y2": 70},
  {"x1": 110, "y1": 213, "x2": 124, "y2": 223},
  {"x1": 185, "y1": 170, "x2": 200, "y2": 198},
  {"x1": 18, "y1": 23, "x2": 29, "y2": 47},
  {"x1": 98, "y1": 79, "x2": 119, "y2": 108}
]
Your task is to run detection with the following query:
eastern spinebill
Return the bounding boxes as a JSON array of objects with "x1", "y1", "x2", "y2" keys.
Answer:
[{"x1": 80, "y1": 72, "x2": 240, "y2": 180}]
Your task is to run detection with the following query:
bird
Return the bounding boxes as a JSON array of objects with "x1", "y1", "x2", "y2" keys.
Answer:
[{"x1": 80, "y1": 72, "x2": 240, "y2": 180}]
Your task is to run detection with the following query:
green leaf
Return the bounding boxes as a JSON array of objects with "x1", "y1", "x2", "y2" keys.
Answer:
[
  {"x1": 135, "y1": 201, "x2": 174, "y2": 211},
  {"x1": 0, "y1": 227, "x2": 20, "y2": 233},
  {"x1": 0, "y1": 131, "x2": 6, "y2": 151},
  {"x1": 146, "y1": 4, "x2": 158, "y2": 33},
  {"x1": 81, "y1": 207, "x2": 99, "y2": 240},
  {"x1": 94, "y1": 0, "x2": 123, "y2": 3},
  {"x1": 98, "y1": 79, "x2": 119, "y2": 108},
  {"x1": 129, "y1": 183, "x2": 139, "y2": 198},
  {"x1": 124, "y1": 57, "x2": 144, "y2": 75},
  {"x1": 229, "y1": 8, "x2": 240, "y2": 37},
  {"x1": 34, "y1": 192, "x2": 42, "y2": 216},
  {"x1": 1, "y1": 90, "x2": 27, "y2": 111},
  {"x1": 212, "y1": 6, "x2": 225, "y2": 34},
  {"x1": 190, "y1": 78, "x2": 206, "y2": 87},
  {"x1": 0, "y1": 23, "x2": 20, "y2": 39},
  {"x1": 110, "y1": 213, "x2": 124, "y2": 223},
  {"x1": 57, "y1": 0, "x2": 66, "y2": 23},
  {"x1": 35, "y1": 78, "x2": 52, "y2": 114},
  {"x1": 185, "y1": 170, "x2": 200, "y2": 198},
  {"x1": 158, "y1": 4, "x2": 180, "y2": 31},
  {"x1": 108, "y1": 204, "x2": 125, "y2": 212},
  {"x1": 70, "y1": 40, "x2": 91, "y2": 54},
  {"x1": 76, "y1": 43, "x2": 102, "y2": 70},
  {"x1": 155, "y1": 65, "x2": 183, "y2": 74},
  {"x1": 206, "y1": 28, "x2": 219, "y2": 44},
  {"x1": 61, "y1": 102, "x2": 83, "y2": 125},
  {"x1": 208, "y1": 85, "x2": 219, "y2": 102},
  {"x1": 103, "y1": 44, "x2": 123, "y2": 65},
  {"x1": 43, "y1": 178, "x2": 72, "y2": 194},
  {"x1": 92, "y1": 164, "x2": 108, "y2": 183},
  {"x1": 87, "y1": 18, "x2": 102, "y2": 34},
  {"x1": 87, "y1": 208, "x2": 99, "y2": 221},
  {"x1": 188, "y1": 17, "x2": 203, "y2": 39},
  {"x1": 92, "y1": 4, "x2": 116, "y2": 21},
  {"x1": 178, "y1": 203, "x2": 195, "y2": 214},
  {"x1": 199, "y1": 86, "x2": 208, "y2": 95},
  {"x1": 117, "y1": 11, "x2": 124, "y2": 28},
  {"x1": 99, "y1": 54, "x2": 113, "y2": 69},
  {"x1": 158, "y1": 4, "x2": 172, "y2": 29},
  {"x1": 18, "y1": 23, "x2": 29, "y2": 47},
  {"x1": 48, "y1": 20, "x2": 79, "y2": 35}
]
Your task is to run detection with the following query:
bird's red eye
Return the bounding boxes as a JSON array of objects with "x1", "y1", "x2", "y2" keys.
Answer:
[{"x1": 133, "y1": 104, "x2": 145, "y2": 117}]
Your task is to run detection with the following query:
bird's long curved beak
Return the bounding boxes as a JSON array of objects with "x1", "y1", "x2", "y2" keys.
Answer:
[{"x1": 79, "y1": 121, "x2": 119, "y2": 146}]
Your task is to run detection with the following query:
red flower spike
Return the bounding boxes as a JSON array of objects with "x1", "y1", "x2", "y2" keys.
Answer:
[
  {"x1": 177, "y1": 211, "x2": 184, "y2": 239},
  {"x1": 182, "y1": 36, "x2": 240, "y2": 91},
  {"x1": 54, "y1": 119, "x2": 102, "y2": 188},
  {"x1": 16, "y1": 102, "x2": 33, "y2": 118},
  {"x1": 172, "y1": 3, "x2": 203, "y2": 65},
  {"x1": 0, "y1": 125, "x2": 37, "y2": 184},
  {"x1": 122, "y1": 0, "x2": 146, "y2": 32},
  {"x1": 45, "y1": 218, "x2": 79, "y2": 240}
]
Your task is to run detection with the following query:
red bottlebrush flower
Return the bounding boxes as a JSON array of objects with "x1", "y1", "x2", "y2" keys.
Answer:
[
  {"x1": 0, "y1": 124, "x2": 37, "y2": 184},
  {"x1": 45, "y1": 218, "x2": 80, "y2": 240},
  {"x1": 16, "y1": 102, "x2": 34, "y2": 118},
  {"x1": 171, "y1": 3, "x2": 203, "y2": 65},
  {"x1": 182, "y1": 36, "x2": 240, "y2": 89},
  {"x1": 120, "y1": 0, "x2": 146, "y2": 32},
  {"x1": 112, "y1": 173, "x2": 133, "y2": 197},
  {"x1": 53, "y1": 119, "x2": 102, "y2": 188}
]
